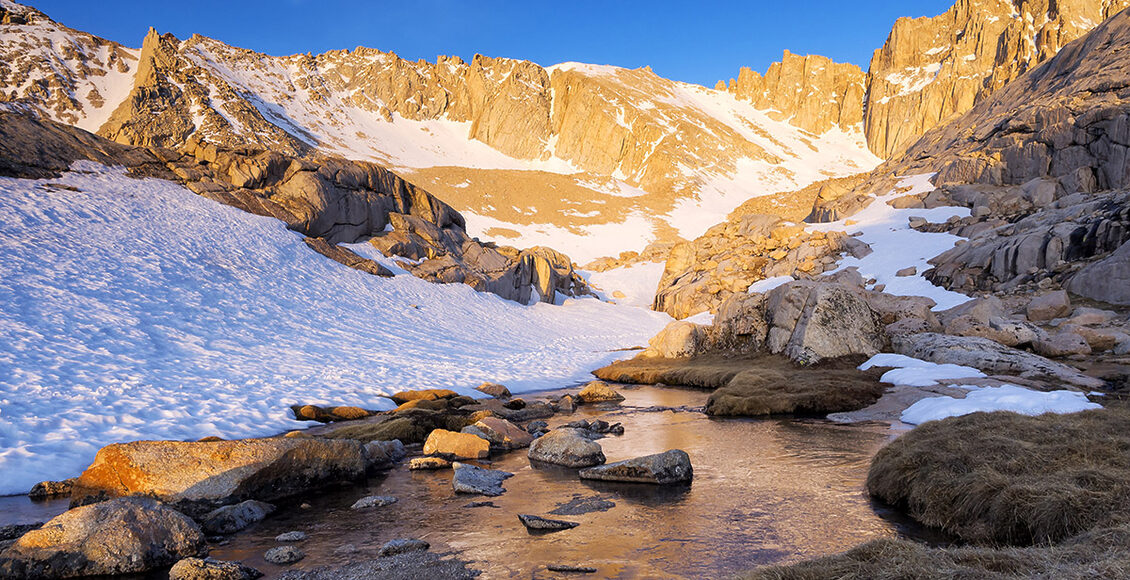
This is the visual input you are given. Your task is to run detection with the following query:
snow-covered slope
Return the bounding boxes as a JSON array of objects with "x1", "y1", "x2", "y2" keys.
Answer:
[{"x1": 0, "y1": 163, "x2": 672, "y2": 495}]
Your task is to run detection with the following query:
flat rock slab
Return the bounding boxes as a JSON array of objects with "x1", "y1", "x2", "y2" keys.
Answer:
[
  {"x1": 408, "y1": 456, "x2": 452, "y2": 470},
  {"x1": 377, "y1": 538, "x2": 430, "y2": 557},
  {"x1": 549, "y1": 494, "x2": 616, "y2": 516},
  {"x1": 351, "y1": 495, "x2": 398, "y2": 510},
  {"x1": 548, "y1": 564, "x2": 599, "y2": 573},
  {"x1": 70, "y1": 438, "x2": 366, "y2": 517},
  {"x1": 579, "y1": 449, "x2": 693, "y2": 485},
  {"x1": 452, "y1": 462, "x2": 514, "y2": 496},
  {"x1": 275, "y1": 531, "x2": 308, "y2": 542},
  {"x1": 518, "y1": 514, "x2": 579, "y2": 531}
]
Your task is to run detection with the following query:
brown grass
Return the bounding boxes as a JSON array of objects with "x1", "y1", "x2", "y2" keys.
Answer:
[
  {"x1": 705, "y1": 367, "x2": 886, "y2": 416},
  {"x1": 743, "y1": 525, "x2": 1130, "y2": 580},
  {"x1": 867, "y1": 408, "x2": 1130, "y2": 545},
  {"x1": 593, "y1": 354, "x2": 759, "y2": 389}
]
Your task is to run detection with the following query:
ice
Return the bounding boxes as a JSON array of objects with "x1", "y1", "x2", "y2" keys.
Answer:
[
  {"x1": 901, "y1": 385, "x2": 1101, "y2": 425},
  {"x1": 811, "y1": 174, "x2": 973, "y2": 310},
  {"x1": 0, "y1": 164, "x2": 672, "y2": 495}
]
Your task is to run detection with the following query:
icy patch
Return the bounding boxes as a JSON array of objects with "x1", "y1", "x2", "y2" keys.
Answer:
[
  {"x1": 860, "y1": 353, "x2": 986, "y2": 387},
  {"x1": 0, "y1": 163, "x2": 672, "y2": 495},
  {"x1": 901, "y1": 385, "x2": 1101, "y2": 425},
  {"x1": 811, "y1": 173, "x2": 972, "y2": 310},
  {"x1": 748, "y1": 275, "x2": 795, "y2": 294},
  {"x1": 579, "y1": 262, "x2": 666, "y2": 310}
]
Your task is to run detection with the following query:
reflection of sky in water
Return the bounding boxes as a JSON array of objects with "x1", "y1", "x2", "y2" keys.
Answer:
[{"x1": 3, "y1": 385, "x2": 931, "y2": 578}]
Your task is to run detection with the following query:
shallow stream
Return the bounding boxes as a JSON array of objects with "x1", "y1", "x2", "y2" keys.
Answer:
[{"x1": 0, "y1": 384, "x2": 938, "y2": 578}]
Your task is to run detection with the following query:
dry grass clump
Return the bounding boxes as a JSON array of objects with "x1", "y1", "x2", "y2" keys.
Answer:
[
  {"x1": 706, "y1": 367, "x2": 886, "y2": 417},
  {"x1": 744, "y1": 524, "x2": 1130, "y2": 580},
  {"x1": 867, "y1": 408, "x2": 1130, "y2": 545},
  {"x1": 593, "y1": 354, "x2": 758, "y2": 389}
]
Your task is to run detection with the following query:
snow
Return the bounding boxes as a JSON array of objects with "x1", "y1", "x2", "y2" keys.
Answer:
[
  {"x1": 748, "y1": 275, "x2": 795, "y2": 294},
  {"x1": 682, "y1": 311, "x2": 714, "y2": 325},
  {"x1": 860, "y1": 353, "x2": 986, "y2": 387},
  {"x1": 461, "y1": 209, "x2": 658, "y2": 266},
  {"x1": 810, "y1": 173, "x2": 973, "y2": 310},
  {"x1": 579, "y1": 262, "x2": 666, "y2": 309},
  {"x1": 901, "y1": 385, "x2": 1101, "y2": 425},
  {"x1": 0, "y1": 163, "x2": 673, "y2": 495}
]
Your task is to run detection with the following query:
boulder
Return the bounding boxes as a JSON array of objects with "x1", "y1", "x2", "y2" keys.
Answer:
[
  {"x1": 169, "y1": 557, "x2": 263, "y2": 580},
  {"x1": 451, "y1": 462, "x2": 514, "y2": 496},
  {"x1": 1063, "y1": 307, "x2": 1118, "y2": 327},
  {"x1": 27, "y1": 478, "x2": 75, "y2": 499},
  {"x1": 642, "y1": 320, "x2": 706, "y2": 358},
  {"x1": 461, "y1": 417, "x2": 533, "y2": 450},
  {"x1": 474, "y1": 382, "x2": 511, "y2": 399},
  {"x1": 263, "y1": 546, "x2": 304, "y2": 565},
  {"x1": 70, "y1": 438, "x2": 366, "y2": 517},
  {"x1": 578, "y1": 450, "x2": 693, "y2": 485},
  {"x1": 517, "y1": 514, "x2": 579, "y2": 531},
  {"x1": 1066, "y1": 241, "x2": 1130, "y2": 305},
  {"x1": 1034, "y1": 332, "x2": 1093, "y2": 357},
  {"x1": 0, "y1": 498, "x2": 205, "y2": 578},
  {"x1": 892, "y1": 333, "x2": 1103, "y2": 389},
  {"x1": 388, "y1": 389, "x2": 458, "y2": 405},
  {"x1": 362, "y1": 439, "x2": 407, "y2": 469},
  {"x1": 783, "y1": 283, "x2": 885, "y2": 364},
  {"x1": 350, "y1": 495, "x2": 398, "y2": 510},
  {"x1": 576, "y1": 381, "x2": 625, "y2": 404},
  {"x1": 199, "y1": 500, "x2": 276, "y2": 535},
  {"x1": 528, "y1": 428, "x2": 606, "y2": 468},
  {"x1": 290, "y1": 404, "x2": 374, "y2": 423},
  {"x1": 422, "y1": 429, "x2": 490, "y2": 459},
  {"x1": 408, "y1": 457, "x2": 452, "y2": 470},
  {"x1": 1026, "y1": 290, "x2": 1072, "y2": 321},
  {"x1": 377, "y1": 538, "x2": 430, "y2": 557}
]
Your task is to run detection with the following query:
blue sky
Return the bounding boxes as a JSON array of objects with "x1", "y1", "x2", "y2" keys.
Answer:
[{"x1": 30, "y1": 0, "x2": 956, "y2": 86}]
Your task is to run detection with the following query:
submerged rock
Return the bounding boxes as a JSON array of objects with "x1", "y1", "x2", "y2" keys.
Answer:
[
  {"x1": 579, "y1": 450, "x2": 693, "y2": 485},
  {"x1": 351, "y1": 495, "x2": 398, "y2": 510},
  {"x1": 275, "y1": 531, "x2": 308, "y2": 542},
  {"x1": 377, "y1": 538, "x2": 430, "y2": 557},
  {"x1": 169, "y1": 557, "x2": 263, "y2": 580},
  {"x1": 264, "y1": 545, "x2": 305, "y2": 565},
  {"x1": 451, "y1": 462, "x2": 514, "y2": 496},
  {"x1": 528, "y1": 428, "x2": 606, "y2": 468},
  {"x1": 200, "y1": 500, "x2": 276, "y2": 535},
  {"x1": 517, "y1": 514, "x2": 579, "y2": 531},
  {"x1": 0, "y1": 497, "x2": 205, "y2": 578}
]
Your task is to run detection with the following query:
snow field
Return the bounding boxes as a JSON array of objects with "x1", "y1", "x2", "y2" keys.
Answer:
[{"x1": 0, "y1": 164, "x2": 672, "y2": 495}]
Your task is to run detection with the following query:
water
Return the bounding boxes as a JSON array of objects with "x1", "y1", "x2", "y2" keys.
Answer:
[{"x1": 0, "y1": 384, "x2": 937, "y2": 578}]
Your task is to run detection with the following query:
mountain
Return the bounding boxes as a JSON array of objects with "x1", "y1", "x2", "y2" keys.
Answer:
[
  {"x1": 863, "y1": 0, "x2": 1130, "y2": 159},
  {"x1": 0, "y1": 0, "x2": 879, "y2": 264}
]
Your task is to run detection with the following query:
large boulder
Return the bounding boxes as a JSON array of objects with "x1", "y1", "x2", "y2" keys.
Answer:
[
  {"x1": 892, "y1": 333, "x2": 1104, "y2": 389},
  {"x1": 782, "y1": 283, "x2": 885, "y2": 364},
  {"x1": 642, "y1": 321, "x2": 706, "y2": 358},
  {"x1": 422, "y1": 429, "x2": 490, "y2": 459},
  {"x1": 1026, "y1": 290, "x2": 1072, "y2": 321},
  {"x1": 70, "y1": 438, "x2": 366, "y2": 517},
  {"x1": 0, "y1": 498, "x2": 205, "y2": 578},
  {"x1": 527, "y1": 428, "x2": 606, "y2": 468},
  {"x1": 578, "y1": 450, "x2": 693, "y2": 485},
  {"x1": 576, "y1": 381, "x2": 625, "y2": 404},
  {"x1": 1066, "y1": 241, "x2": 1130, "y2": 305}
]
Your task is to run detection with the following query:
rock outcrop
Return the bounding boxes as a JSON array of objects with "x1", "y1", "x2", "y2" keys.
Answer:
[
  {"x1": 0, "y1": 498, "x2": 205, "y2": 578},
  {"x1": 720, "y1": 50, "x2": 866, "y2": 134},
  {"x1": 864, "y1": 0, "x2": 1130, "y2": 159},
  {"x1": 70, "y1": 438, "x2": 367, "y2": 516}
]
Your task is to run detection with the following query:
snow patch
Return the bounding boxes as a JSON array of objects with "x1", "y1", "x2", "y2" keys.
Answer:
[
  {"x1": 901, "y1": 385, "x2": 1101, "y2": 425},
  {"x1": 580, "y1": 261, "x2": 666, "y2": 310}
]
